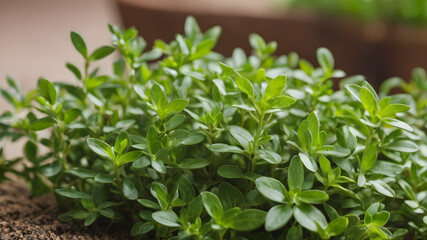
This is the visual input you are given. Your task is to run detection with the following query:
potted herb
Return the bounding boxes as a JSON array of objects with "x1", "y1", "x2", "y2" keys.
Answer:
[{"x1": 1, "y1": 16, "x2": 426, "y2": 239}]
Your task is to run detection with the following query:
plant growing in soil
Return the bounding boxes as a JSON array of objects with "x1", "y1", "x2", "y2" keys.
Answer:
[{"x1": 1, "y1": 16, "x2": 427, "y2": 239}]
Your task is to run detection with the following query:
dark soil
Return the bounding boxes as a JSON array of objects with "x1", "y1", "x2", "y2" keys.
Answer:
[{"x1": 0, "y1": 182, "x2": 131, "y2": 240}]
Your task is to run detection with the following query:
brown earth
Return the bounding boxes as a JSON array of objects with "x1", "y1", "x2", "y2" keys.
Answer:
[{"x1": 0, "y1": 182, "x2": 131, "y2": 240}]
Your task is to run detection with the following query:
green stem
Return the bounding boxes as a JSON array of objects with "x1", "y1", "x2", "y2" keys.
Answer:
[
  {"x1": 115, "y1": 165, "x2": 123, "y2": 193},
  {"x1": 250, "y1": 154, "x2": 257, "y2": 173},
  {"x1": 257, "y1": 112, "x2": 264, "y2": 139},
  {"x1": 84, "y1": 61, "x2": 89, "y2": 80},
  {"x1": 56, "y1": 128, "x2": 69, "y2": 170},
  {"x1": 240, "y1": 108, "x2": 245, "y2": 127},
  {"x1": 250, "y1": 111, "x2": 265, "y2": 173}
]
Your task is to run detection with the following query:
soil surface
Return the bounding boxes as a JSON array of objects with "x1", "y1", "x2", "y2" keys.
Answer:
[{"x1": 0, "y1": 182, "x2": 131, "y2": 240}]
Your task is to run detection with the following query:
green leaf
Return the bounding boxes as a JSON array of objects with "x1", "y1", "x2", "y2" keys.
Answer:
[
  {"x1": 180, "y1": 133, "x2": 206, "y2": 145},
  {"x1": 208, "y1": 144, "x2": 244, "y2": 154},
  {"x1": 151, "y1": 159, "x2": 166, "y2": 173},
  {"x1": 345, "y1": 84, "x2": 362, "y2": 102},
  {"x1": 114, "y1": 132, "x2": 131, "y2": 154},
  {"x1": 293, "y1": 204, "x2": 327, "y2": 232},
  {"x1": 187, "y1": 196, "x2": 203, "y2": 222},
  {"x1": 132, "y1": 157, "x2": 150, "y2": 169},
  {"x1": 371, "y1": 211, "x2": 390, "y2": 227},
  {"x1": 288, "y1": 156, "x2": 304, "y2": 191},
  {"x1": 229, "y1": 209, "x2": 266, "y2": 231},
  {"x1": 40, "y1": 161, "x2": 62, "y2": 177},
  {"x1": 99, "y1": 209, "x2": 114, "y2": 218},
  {"x1": 326, "y1": 217, "x2": 349, "y2": 236},
  {"x1": 117, "y1": 151, "x2": 143, "y2": 166},
  {"x1": 64, "y1": 108, "x2": 81, "y2": 124},
  {"x1": 39, "y1": 79, "x2": 56, "y2": 105},
  {"x1": 218, "y1": 182, "x2": 245, "y2": 210},
  {"x1": 137, "y1": 199, "x2": 160, "y2": 210},
  {"x1": 150, "y1": 84, "x2": 167, "y2": 111},
  {"x1": 256, "y1": 176, "x2": 288, "y2": 203},
  {"x1": 229, "y1": 125, "x2": 254, "y2": 152},
  {"x1": 164, "y1": 114, "x2": 186, "y2": 131},
  {"x1": 319, "y1": 155, "x2": 331, "y2": 175},
  {"x1": 70, "y1": 31, "x2": 87, "y2": 58},
  {"x1": 89, "y1": 46, "x2": 115, "y2": 61},
  {"x1": 84, "y1": 213, "x2": 98, "y2": 226},
  {"x1": 256, "y1": 150, "x2": 282, "y2": 164},
  {"x1": 307, "y1": 112, "x2": 319, "y2": 149},
  {"x1": 146, "y1": 126, "x2": 159, "y2": 154},
  {"x1": 24, "y1": 141, "x2": 38, "y2": 163},
  {"x1": 152, "y1": 210, "x2": 181, "y2": 227},
  {"x1": 87, "y1": 138, "x2": 115, "y2": 161},
  {"x1": 361, "y1": 143, "x2": 378, "y2": 172},
  {"x1": 29, "y1": 117, "x2": 56, "y2": 131},
  {"x1": 69, "y1": 169, "x2": 97, "y2": 178},
  {"x1": 265, "y1": 75, "x2": 287, "y2": 100},
  {"x1": 179, "y1": 158, "x2": 209, "y2": 169},
  {"x1": 6, "y1": 76, "x2": 19, "y2": 93},
  {"x1": 179, "y1": 176, "x2": 195, "y2": 203},
  {"x1": 66, "y1": 63, "x2": 82, "y2": 80},
  {"x1": 221, "y1": 207, "x2": 241, "y2": 227},
  {"x1": 165, "y1": 99, "x2": 189, "y2": 116},
  {"x1": 94, "y1": 173, "x2": 114, "y2": 183},
  {"x1": 265, "y1": 204, "x2": 292, "y2": 232},
  {"x1": 151, "y1": 183, "x2": 168, "y2": 210},
  {"x1": 219, "y1": 62, "x2": 234, "y2": 77},
  {"x1": 370, "y1": 180, "x2": 395, "y2": 197},
  {"x1": 298, "y1": 190, "x2": 329, "y2": 204},
  {"x1": 360, "y1": 87, "x2": 378, "y2": 117},
  {"x1": 235, "y1": 72, "x2": 254, "y2": 97},
  {"x1": 179, "y1": 133, "x2": 205, "y2": 145},
  {"x1": 123, "y1": 179, "x2": 138, "y2": 200},
  {"x1": 217, "y1": 165, "x2": 244, "y2": 179},
  {"x1": 0, "y1": 89, "x2": 19, "y2": 107},
  {"x1": 204, "y1": 25, "x2": 221, "y2": 40},
  {"x1": 190, "y1": 39, "x2": 216, "y2": 60},
  {"x1": 85, "y1": 76, "x2": 107, "y2": 89},
  {"x1": 317, "y1": 48, "x2": 334, "y2": 73},
  {"x1": 371, "y1": 161, "x2": 403, "y2": 176},
  {"x1": 249, "y1": 33, "x2": 266, "y2": 51},
  {"x1": 379, "y1": 104, "x2": 411, "y2": 117},
  {"x1": 384, "y1": 140, "x2": 418, "y2": 153},
  {"x1": 287, "y1": 225, "x2": 303, "y2": 239},
  {"x1": 382, "y1": 118, "x2": 413, "y2": 132},
  {"x1": 270, "y1": 95, "x2": 296, "y2": 109},
  {"x1": 55, "y1": 188, "x2": 91, "y2": 200},
  {"x1": 176, "y1": 34, "x2": 189, "y2": 55},
  {"x1": 184, "y1": 16, "x2": 200, "y2": 38},
  {"x1": 201, "y1": 191, "x2": 223, "y2": 221},
  {"x1": 299, "y1": 152, "x2": 317, "y2": 172},
  {"x1": 131, "y1": 222, "x2": 154, "y2": 236}
]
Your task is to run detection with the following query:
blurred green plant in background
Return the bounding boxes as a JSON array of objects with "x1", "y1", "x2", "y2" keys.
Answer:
[{"x1": 282, "y1": 0, "x2": 427, "y2": 25}]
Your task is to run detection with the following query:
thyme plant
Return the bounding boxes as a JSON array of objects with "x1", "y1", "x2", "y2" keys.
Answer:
[{"x1": 1, "y1": 16, "x2": 426, "y2": 239}]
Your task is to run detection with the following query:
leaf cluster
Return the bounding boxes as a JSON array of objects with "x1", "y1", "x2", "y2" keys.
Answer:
[{"x1": 1, "y1": 16, "x2": 427, "y2": 239}]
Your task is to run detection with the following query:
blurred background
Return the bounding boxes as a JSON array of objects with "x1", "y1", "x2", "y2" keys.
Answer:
[{"x1": 2, "y1": 0, "x2": 427, "y2": 114}]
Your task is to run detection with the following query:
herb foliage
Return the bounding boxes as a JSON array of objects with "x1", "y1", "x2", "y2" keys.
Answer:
[{"x1": 1, "y1": 16, "x2": 427, "y2": 239}]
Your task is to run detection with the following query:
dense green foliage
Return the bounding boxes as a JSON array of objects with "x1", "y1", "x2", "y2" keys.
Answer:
[
  {"x1": 283, "y1": 0, "x2": 427, "y2": 25},
  {"x1": 1, "y1": 16, "x2": 427, "y2": 239}
]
